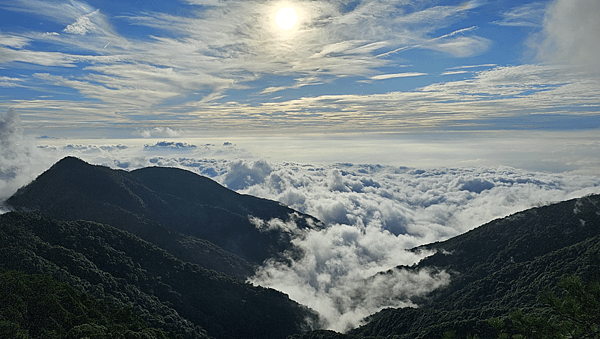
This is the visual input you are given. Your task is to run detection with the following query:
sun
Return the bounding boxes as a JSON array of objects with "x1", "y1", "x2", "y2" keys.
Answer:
[{"x1": 275, "y1": 7, "x2": 298, "y2": 30}]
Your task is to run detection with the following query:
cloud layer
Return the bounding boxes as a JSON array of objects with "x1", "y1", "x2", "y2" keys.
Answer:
[
  {"x1": 234, "y1": 159, "x2": 600, "y2": 330},
  {"x1": 9, "y1": 140, "x2": 598, "y2": 330}
]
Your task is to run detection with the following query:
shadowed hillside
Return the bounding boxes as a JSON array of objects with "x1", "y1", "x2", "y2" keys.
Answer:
[
  {"x1": 0, "y1": 212, "x2": 318, "y2": 339},
  {"x1": 7, "y1": 157, "x2": 322, "y2": 277}
]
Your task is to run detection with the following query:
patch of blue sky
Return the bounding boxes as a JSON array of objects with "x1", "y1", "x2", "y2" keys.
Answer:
[{"x1": 450, "y1": 114, "x2": 600, "y2": 131}]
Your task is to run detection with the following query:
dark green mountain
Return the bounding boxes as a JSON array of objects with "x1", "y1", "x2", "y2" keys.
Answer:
[
  {"x1": 292, "y1": 194, "x2": 600, "y2": 339},
  {"x1": 7, "y1": 157, "x2": 321, "y2": 277},
  {"x1": 0, "y1": 268, "x2": 175, "y2": 339},
  {"x1": 0, "y1": 211, "x2": 318, "y2": 339}
]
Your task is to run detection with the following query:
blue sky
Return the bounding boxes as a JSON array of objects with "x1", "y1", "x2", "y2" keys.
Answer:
[{"x1": 1, "y1": 0, "x2": 599, "y2": 171}]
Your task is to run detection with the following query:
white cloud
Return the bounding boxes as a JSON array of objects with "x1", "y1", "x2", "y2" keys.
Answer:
[
  {"x1": 371, "y1": 72, "x2": 427, "y2": 80},
  {"x1": 441, "y1": 70, "x2": 469, "y2": 75},
  {"x1": 143, "y1": 141, "x2": 197, "y2": 152},
  {"x1": 249, "y1": 221, "x2": 450, "y2": 332},
  {"x1": 0, "y1": 32, "x2": 30, "y2": 49},
  {"x1": 535, "y1": 0, "x2": 600, "y2": 72},
  {"x1": 134, "y1": 127, "x2": 182, "y2": 138},
  {"x1": 233, "y1": 159, "x2": 600, "y2": 331},
  {"x1": 238, "y1": 160, "x2": 599, "y2": 330},
  {"x1": 0, "y1": 109, "x2": 54, "y2": 201},
  {"x1": 64, "y1": 10, "x2": 99, "y2": 35},
  {"x1": 0, "y1": 76, "x2": 24, "y2": 87},
  {"x1": 430, "y1": 35, "x2": 491, "y2": 57},
  {"x1": 492, "y1": 2, "x2": 546, "y2": 27},
  {"x1": 222, "y1": 160, "x2": 273, "y2": 190},
  {"x1": 1, "y1": 0, "x2": 494, "y2": 114}
]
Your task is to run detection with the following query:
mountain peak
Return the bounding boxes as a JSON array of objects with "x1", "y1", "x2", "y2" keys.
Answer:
[{"x1": 8, "y1": 157, "x2": 322, "y2": 265}]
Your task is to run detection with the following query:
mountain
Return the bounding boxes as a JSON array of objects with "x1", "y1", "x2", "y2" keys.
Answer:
[
  {"x1": 6, "y1": 156, "x2": 322, "y2": 277},
  {"x1": 0, "y1": 211, "x2": 318, "y2": 339},
  {"x1": 292, "y1": 194, "x2": 600, "y2": 338},
  {"x1": 4, "y1": 157, "x2": 599, "y2": 338}
]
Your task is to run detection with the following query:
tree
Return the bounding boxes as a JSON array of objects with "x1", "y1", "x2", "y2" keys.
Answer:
[{"x1": 493, "y1": 276, "x2": 600, "y2": 339}]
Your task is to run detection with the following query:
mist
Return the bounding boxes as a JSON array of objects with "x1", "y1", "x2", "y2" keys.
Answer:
[{"x1": 248, "y1": 218, "x2": 450, "y2": 332}]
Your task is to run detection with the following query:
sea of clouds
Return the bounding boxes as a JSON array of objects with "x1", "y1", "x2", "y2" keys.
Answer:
[
  {"x1": 218, "y1": 158, "x2": 600, "y2": 331},
  {"x1": 2, "y1": 111, "x2": 600, "y2": 331}
]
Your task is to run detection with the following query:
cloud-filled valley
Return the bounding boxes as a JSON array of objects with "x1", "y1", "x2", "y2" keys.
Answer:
[{"x1": 2, "y1": 117, "x2": 599, "y2": 330}]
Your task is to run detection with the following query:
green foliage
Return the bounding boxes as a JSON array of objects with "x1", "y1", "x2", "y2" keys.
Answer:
[
  {"x1": 505, "y1": 276, "x2": 600, "y2": 339},
  {"x1": 0, "y1": 268, "x2": 176, "y2": 339},
  {"x1": 0, "y1": 211, "x2": 317, "y2": 339}
]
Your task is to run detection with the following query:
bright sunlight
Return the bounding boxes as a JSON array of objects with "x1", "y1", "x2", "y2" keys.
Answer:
[{"x1": 275, "y1": 7, "x2": 298, "y2": 30}]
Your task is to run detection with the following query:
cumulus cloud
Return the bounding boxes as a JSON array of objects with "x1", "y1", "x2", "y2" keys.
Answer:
[
  {"x1": 231, "y1": 160, "x2": 598, "y2": 330},
  {"x1": 249, "y1": 220, "x2": 449, "y2": 332},
  {"x1": 222, "y1": 160, "x2": 273, "y2": 190},
  {"x1": 63, "y1": 10, "x2": 99, "y2": 35},
  {"x1": 143, "y1": 141, "x2": 197, "y2": 152},
  {"x1": 0, "y1": 109, "x2": 53, "y2": 202},
  {"x1": 535, "y1": 0, "x2": 600, "y2": 71},
  {"x1": 134, "y1": 127, "x2": 182, "y2": 138}
]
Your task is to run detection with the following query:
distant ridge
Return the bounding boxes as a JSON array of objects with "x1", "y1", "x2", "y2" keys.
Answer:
[{"x1": 7, "y1": 156, "x2": 322, "y2": 276}]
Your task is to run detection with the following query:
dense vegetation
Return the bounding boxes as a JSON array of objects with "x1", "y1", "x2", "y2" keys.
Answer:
[
  {"x1": 0, "y1": 268, "x2": 176, "y2": 338},
  {"x1": 0, "y1": 212, "x2": 318, "y2": 339}
]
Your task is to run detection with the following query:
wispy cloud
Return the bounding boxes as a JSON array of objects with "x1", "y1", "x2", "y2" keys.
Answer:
[
  {"x1": 0, "y1": 76, "x2": 24, "y2": 87},
  {"x1": 371, "y1": 72, "x2": 427, "y2": 80},
  {"x1": 441, "y1": 70, "x2": 469, "y2": 76},
  {"x1": 0, "y1": 0, "x2": 598, "y2": 140},
  {"x1": 0, "y1": 0, "x2": 492, "y2": 112},
  {"x1": 492, "y1": 2, "x2": 547, "y2": 27}
]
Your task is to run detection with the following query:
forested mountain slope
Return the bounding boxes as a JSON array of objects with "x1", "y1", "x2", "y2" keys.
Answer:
[
  {"x1": 292, "y1": 194, "x2": 600, "y2": 339},
  {"x1": 0, "y1": 268, "x2": 176, "y2": 338},
  {"x1": 6, "y1": 157, "x2": 321, "y2": 276},
  {"x1": 0, "y1": 212, "x2": 318, "y2": 339}
]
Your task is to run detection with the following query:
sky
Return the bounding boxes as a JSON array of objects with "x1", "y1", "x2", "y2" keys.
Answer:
[
  {"x1": 2, "y1": 0, "x2": 600, "y2": 333},
  {"x1": 0, "y1": 0, "x2": 599, "y2": 170}
]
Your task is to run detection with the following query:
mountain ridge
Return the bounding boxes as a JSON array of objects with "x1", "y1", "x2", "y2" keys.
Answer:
[{"x1": 7, "y1": 156, "x2": 322, "y2": 277}]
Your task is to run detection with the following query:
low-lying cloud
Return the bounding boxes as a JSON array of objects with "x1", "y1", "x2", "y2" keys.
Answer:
[
  {"x1": 249, "y1": 220, "x2": 450, "y2": 332},
  {"x1": 5, "y1": 135, "x2": 600, "y2": 330},
  {"x1": 0, "y1": 109, "x2": 54, "y2": 204},
  {"x1": 229, "y1": 159, "x2": 600, "y2": 330}
]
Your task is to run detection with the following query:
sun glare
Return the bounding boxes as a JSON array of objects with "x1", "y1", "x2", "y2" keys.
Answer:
[{"x1": 275, "y1": 7, "x2": 298, "y2": 30}]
